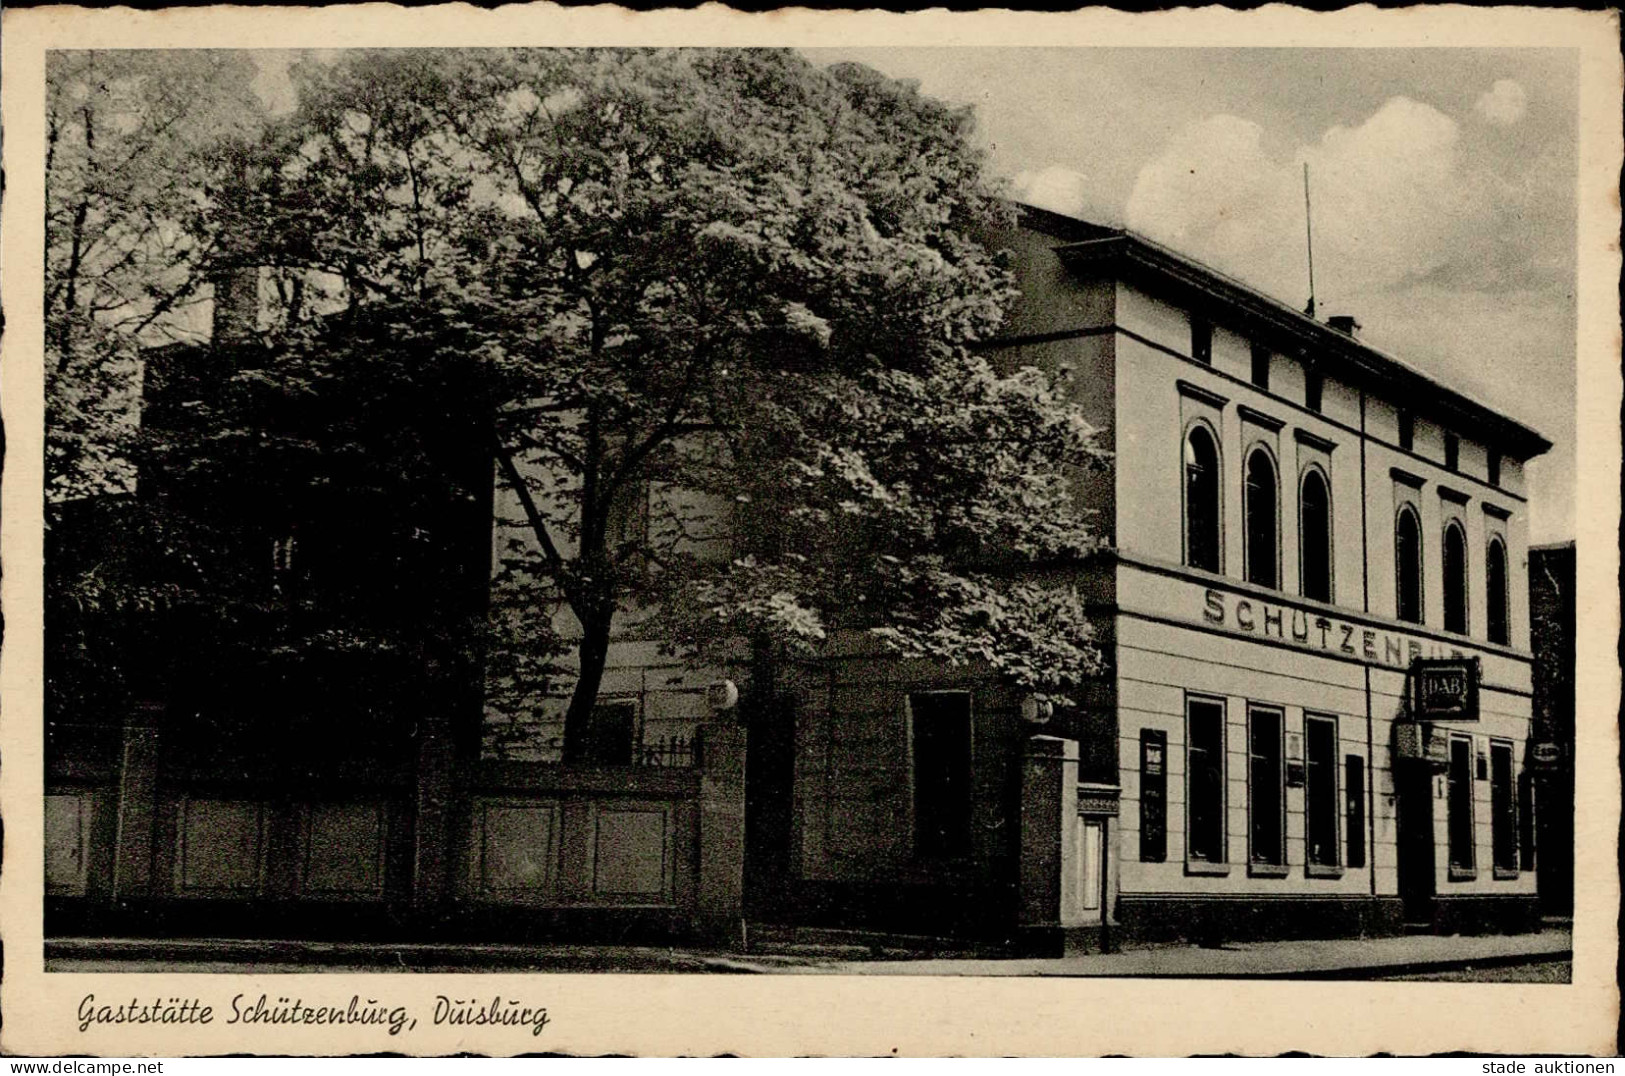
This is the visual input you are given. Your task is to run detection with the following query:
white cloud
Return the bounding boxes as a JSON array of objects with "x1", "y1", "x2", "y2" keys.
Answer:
[
  {"x1": 1014, "y1": 165, "x2": 1092, "y2": 221},
  {"x1": 1010, "y1": 165, "x2": 1094, "y2": 219},
  {"x1": 1475, "y1": 79, "x2": 1528, "y2": 125},
  {"x1": 1125, "y1": 96, "x2": 1478, "y2": 306},
  {"x1": 1121, "y1": 93, "x2": 1573, "y2": 539}
]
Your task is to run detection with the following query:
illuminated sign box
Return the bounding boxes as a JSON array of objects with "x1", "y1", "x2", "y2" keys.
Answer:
[
  {"x1": 1409, "y1": 658, "x2": 1481, "y2": 722},
  {"x1": 1532, "y1": 742, "x2": 1563, "y2": 768}
]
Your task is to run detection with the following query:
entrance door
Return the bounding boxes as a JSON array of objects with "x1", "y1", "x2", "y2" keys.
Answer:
[
  {"x1": 1394, "y1": 762, "x2": 1436, "y2": 923},
  {"x1": 743, "y1": 693, "x2": 797, "y2": 921}
]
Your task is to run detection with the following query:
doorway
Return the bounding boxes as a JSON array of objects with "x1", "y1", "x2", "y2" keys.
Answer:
[
  {"x1": 742, "y1": 692, "x2": 797, "y2": 922},
  {"x1": 1394, "y1": 761, "x2": 1437, "y2": 925}
]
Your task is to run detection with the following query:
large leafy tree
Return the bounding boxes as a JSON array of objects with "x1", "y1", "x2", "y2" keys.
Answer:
[
  {"x1": 44, "y1": 51, "x2": 267, "y2": 725},
  {"x1": 45, "y1": 49, "x2": 265, "y2": 511},
  {"x1": 224, "y1": 48, "x2": 1111, "y2": 749}
]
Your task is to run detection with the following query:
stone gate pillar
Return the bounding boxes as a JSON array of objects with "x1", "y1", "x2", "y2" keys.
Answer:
[
  {"x1": 1018, "y1": 734, "x2": 1083, "y2": 957},
  {"x1": 694, "y1": 723, "x2": 748, "y2": 947},
  {"x1": 410, "y1": 714, "x2": 457, "y2": 915},
  {"x1": 111, "y1": 701, "x2": 164, "y2": 902}
]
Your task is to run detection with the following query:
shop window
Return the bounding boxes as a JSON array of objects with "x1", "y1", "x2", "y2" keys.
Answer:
[
  {"x1": 1139, "y1": 729, "x2": 1168, "y2": 863},
  {"x1": 1184, "y1": 425, "x2": 1222, "y2": 573},
  {"x1": 1305, "y1": 370, "x2": 1324, "y2": 413},
  {"x1": 1345, "y1": 756, "x2": 1367, "y2": 869},
  {"x1": 1395, "y1": 506, "x2": 1423, "y2": 624},
  {"x1": 1443, "y1": 521, "x2": 1468, "y2": 635},
  {"x1": 1445, "y1": 433, "x2": 1460, "y2": 472},
  {"x1": 1488, "y1": 450, "x2": 1502, "y2": 487},
  {"x1": 1491, "y1": 740, "x2": 1517, "y2": 874},
  {"x1": 1486, "y1": 537, "x2": 1510, "y2": 645},
  {"x1": 1191, "y1": 318, "x2": 1213, "y2": 365},
  {"x1": 1247, "y1": 707, "x2": 1285, "y2": 868},
  {"x1": 1305, "y1": 715, "x2": 1339, "y2": 868},
  {"x1": 1250, "y1": 344, "x2": 1270, "y2": 389},
  {"x1": 565, "y1": 699, "x2": 637, "y2": 766},
  {"x1": 1244, "y1": 448, "x2": 1279, "y2": 589},
  {"x1": 1299, "y1": 467, "x2": 1333, "y2": 603},
  {"x1": 1447, "y1": 735, "x2": 1476, "y2": 874},
  {"x1": 909, "y1": 691, "x2": 973, "y2": 859},
  {"x1": 1186, "y1": 697, "x2": 1226, "y2": 864},
  {"x1": 1398, "y1": 411, "x2": 1414, "y2": 451}
]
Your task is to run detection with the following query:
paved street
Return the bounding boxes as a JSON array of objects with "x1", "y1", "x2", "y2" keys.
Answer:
[
  {"x1": 1378, "y1": 959, "x2": 1572, "y2": 983},
  {"x1": 798, "y1": 929, "x2": 1573, "y2": 979},
  {"x1": 47, "y1": 929, "x2": 1570, "y2": 980}
]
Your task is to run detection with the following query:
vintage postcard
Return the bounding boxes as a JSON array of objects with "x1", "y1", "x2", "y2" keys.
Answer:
[{"x1": 2, "y1": 3, "x2": 1619, "y2": 1057}]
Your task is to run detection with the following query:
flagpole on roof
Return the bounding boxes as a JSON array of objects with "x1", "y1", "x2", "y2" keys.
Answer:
[{"x1": 1303, "y1": 162, "x2": 1317, "y2": 319}]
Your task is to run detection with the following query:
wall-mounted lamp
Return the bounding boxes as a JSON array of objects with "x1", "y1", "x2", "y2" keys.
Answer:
[
  {"x1": 1020, "y1": 695, "x2": 1054, "y2": 725},
  {"x1": 707, "y1": 679, "x2": 739, "y2": 714}
]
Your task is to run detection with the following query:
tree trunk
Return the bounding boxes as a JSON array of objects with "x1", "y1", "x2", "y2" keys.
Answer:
[{"x1": 561, "y1": 605, "x2": 614, "y2": 763}]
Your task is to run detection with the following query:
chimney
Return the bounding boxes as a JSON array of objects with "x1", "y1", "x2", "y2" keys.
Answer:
[
  {"x1": 1327, "y1": 314, "x2": 1361, "y2": 339},
  {"x1": 210, "y1": 264, "x2": 261, "y2": 346}
]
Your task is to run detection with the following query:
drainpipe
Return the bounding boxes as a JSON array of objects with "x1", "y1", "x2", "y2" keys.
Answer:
[{"x1": 1359, "y1": 389, "x2": 1377, "y2": 900}]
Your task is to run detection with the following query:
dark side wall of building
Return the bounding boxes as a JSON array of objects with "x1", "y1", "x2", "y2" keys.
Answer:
[{"x1": 1528, "y1": 541, "x2": 1575, "y2": 916}]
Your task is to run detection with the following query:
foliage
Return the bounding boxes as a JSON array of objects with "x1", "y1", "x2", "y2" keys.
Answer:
[
  {"x1": 220, "y1": 47, "x2": 1112, "y2": 736},
  {"x1": 75, "y1": 49, "x2": 1111, "y2": 748},
  {"x1": 44, "y1": 51, "x2": 270, "y2": 722},
  {"x1": 45, "y1": 50, "x2": 265, "y2": 511}
]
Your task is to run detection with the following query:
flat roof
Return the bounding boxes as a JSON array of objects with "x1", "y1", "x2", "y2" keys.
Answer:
[{"x1": 1015, "y1": 203, "x2": 1553, "y2": 461}]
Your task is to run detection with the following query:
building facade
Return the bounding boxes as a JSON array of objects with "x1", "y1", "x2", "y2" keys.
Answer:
[
  {"x1": 475, "y1": 205, "x2": 1552, "y2": 948},
  {"x1": 984, "y1": 208, "x2": 1549, "y2": 941},
  {"x1": 46, "y1": 207, "x2": 1553, "y2": 951},
  {"x1": 1529, "y1": 540, "x2": 1575, "y2": 917}
]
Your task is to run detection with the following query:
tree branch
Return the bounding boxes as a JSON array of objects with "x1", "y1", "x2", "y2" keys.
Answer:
[{"x1": 493, "y1": 433, "x2": 580, "y2": 615}]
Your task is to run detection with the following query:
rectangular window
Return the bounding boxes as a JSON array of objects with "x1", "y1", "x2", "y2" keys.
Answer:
[
  {"x1": 1345, "y1": 756, "x2": 1367, "y2": 869},
  {"x1": 566, "y1": 699, "x2": 637, "y2": 766},
  {"x1": 1305, "y1": 715, "x2": 1340, "y2": 868},
  {"x1": 1518, "y1": 771, "x2": 1536, "y2": 872},
  {"x1": 1445, "y1": 433, "x2": 1461, "y2": 472},
  {"x1": 1191, "y1": 318, "x2": 1213, "y2": 365},
  {"x1": 1488, "y1": 450, "x2": 1502, "y2": 487},
  {"x1": 1491, "y1": 740, "x2": 1517, "y2": 874},
  {"x1": 1186, "y1": 698, "x2": 1226, "y2": 863},
  {"x1": 1248, "y1": 707, "x2": 1285, "y2": 868},
  {"x1": 910, "y1": 692, "x2": 973, "y2": 859},
  {"x1": 1398, "y1": 411, "x2": 1415, "y2": 451},
  {"x1": 1250, "y1": 344, "x2": 1271, "y2": 390},
  {"x1": 1447, "y1": 735, "x2": 1476, "y2": 873},
  {"x1": 1305, "y1": 370, "x2": 1324, "y2": 413},
  {"x1": 1139, "y1": 729, "x2": 1168, "y2": 863},
  {"x1": 272, "y1": 533, "x2": 297, "y2": 574}
]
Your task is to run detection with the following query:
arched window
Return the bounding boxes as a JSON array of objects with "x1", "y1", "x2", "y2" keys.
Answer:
[
  {"x1": 1244, "y1": 448, "x2": 1278, "y2": 589},
  {"x1": 1443, "y1": 521, "x2": 1468, "y2": 634},
  {"x1": 1184, "y1": 425, "x2": 1221, "y2": 573},
  {"x1": 1486, "y1": 538, "x2": 1509, "y2": 645},
  {"x1": 1299, "y1": 468, "x2": 1332, "y2": 603},
  {"x1": 1395, "y1": 506, "x2": 1423, "y2": 624}
]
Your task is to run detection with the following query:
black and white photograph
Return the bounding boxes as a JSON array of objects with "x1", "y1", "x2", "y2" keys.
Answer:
[{"x1": 3, "y1": 5, "x2": 1619, "y2": 1058}]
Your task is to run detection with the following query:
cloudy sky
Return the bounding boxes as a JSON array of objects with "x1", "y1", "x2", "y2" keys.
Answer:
[
  {"x1": 250, "y1": 48, "x2": 1578, "y2": 541},
  {"x1": 805, "y1": 48, "x2": 1578, "y2": 543}
]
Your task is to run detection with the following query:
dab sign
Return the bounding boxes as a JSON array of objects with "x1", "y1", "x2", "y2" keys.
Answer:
[{"x1": 1410, "y1": 658, "x2": 1481, "y2": 721}]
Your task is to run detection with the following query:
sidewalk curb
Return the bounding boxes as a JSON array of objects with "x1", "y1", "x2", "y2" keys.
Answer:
[
  {"x1": 1262, "y1": 948, "x2": 1574, "y2": 981},
  {"x1": 45, "y1": 936, "x2": 1572, "y2": 979}
]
